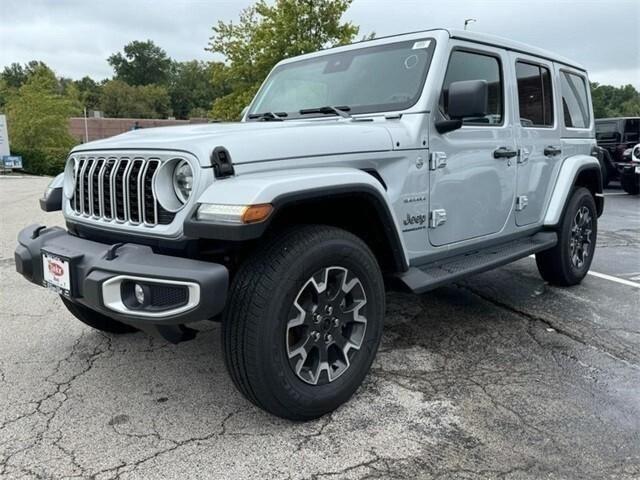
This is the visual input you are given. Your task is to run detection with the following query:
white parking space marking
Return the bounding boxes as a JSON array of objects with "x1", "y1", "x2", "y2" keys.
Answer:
[
  {"x1": 527, "y1": 255, "x2": 640, "y2": 289},
  {"x1": 587, "y1": 270, "x2": 640, "y2": 289}
]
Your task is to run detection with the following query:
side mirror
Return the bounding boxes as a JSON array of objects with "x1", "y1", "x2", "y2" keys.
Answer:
[
  {"x1": 39, "y1": 173, "x2": 64, "y2": 212},
  {"x1": 436, "y1": 79, "x2": 489, "y2": 134}
]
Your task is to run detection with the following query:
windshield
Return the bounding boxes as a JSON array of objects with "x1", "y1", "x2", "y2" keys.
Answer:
[{"x1": 248, "y1": 38, "x2": 436, "y2": 120}]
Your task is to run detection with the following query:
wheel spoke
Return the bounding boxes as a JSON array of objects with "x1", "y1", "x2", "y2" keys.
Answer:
[
  {"x1": 286, "y1": 265, "x2": 368, "y2": 386},
  {"x1": 569, "y1": 204, "x2": 594, "y2": 270}
]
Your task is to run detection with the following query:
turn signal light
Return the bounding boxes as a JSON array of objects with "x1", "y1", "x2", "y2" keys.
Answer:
[
  {"x1": 241, "y1": 204, "x2": 273, "y2": 224},
  {"x1": 196, "y1": 203, "x2": 273, "y2": 224}
]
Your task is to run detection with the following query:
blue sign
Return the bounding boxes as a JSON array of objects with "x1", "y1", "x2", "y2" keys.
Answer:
[{"x1": 2, "y1": 155, "x2": 23, "y2": 169}]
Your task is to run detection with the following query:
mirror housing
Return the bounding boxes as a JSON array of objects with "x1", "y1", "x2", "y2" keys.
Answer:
[
  {"x1": 39, "y1": 173, "x2": 64, "y2": 212},
  {"x1": 448, "y1": 79, "x2": 488, "y2": 119},
  {"x1": 435, "y1": 80, "x2": 489, "y2": 134}
]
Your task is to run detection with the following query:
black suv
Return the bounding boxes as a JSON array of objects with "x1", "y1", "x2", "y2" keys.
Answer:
[{"x1": 595, "y1": 117, "x2": 640, "y2": 187}]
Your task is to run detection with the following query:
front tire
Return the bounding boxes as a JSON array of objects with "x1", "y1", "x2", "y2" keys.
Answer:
[
  {"x1": 222, "y1": 225, "x2": 385, "y2": 420},
  {"x1": 60, "y1": 297, "x2": 139, "y2": 334},
  {"x1": 535, "y1": 187, "x2": 597, "y2": 286}
]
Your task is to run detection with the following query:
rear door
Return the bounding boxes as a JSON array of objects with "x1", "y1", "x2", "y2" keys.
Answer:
[
  {"x1": 511, "y1": 53, "x2": 561, "y2": 226},
  {"x1": 428, "y1": 44, "x2": 516, "y2": 246}
]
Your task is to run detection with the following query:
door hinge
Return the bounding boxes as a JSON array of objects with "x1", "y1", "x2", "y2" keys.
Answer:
[
  {"x1": 429, "y1": 152, "x2": 447, "y2": 171},
  {"x1": 429, "y1": 209, "x2": 447, "y2": 228},
  {"x1": 515, "y1": 195, "x2": 528, "y2": 211},
  {"x1": 517, "y1": 148, "x2": 529, "y2": 165}
]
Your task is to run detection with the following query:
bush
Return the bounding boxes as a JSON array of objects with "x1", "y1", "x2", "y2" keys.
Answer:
[{"x1": 12, "y1": 147, "x2": 71, "y2": 176}]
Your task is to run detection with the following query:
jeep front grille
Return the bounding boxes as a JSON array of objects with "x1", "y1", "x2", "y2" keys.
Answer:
[{"x1": 70, "y1": 155, "x2": 175, "y2": 226}]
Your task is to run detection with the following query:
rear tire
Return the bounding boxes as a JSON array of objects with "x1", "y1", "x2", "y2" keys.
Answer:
[
  {"x1": 535, "y1": 187, "x2": 597, "y2": 286},
  {"x1": 60, "y1": 297, "x2": 138, "y2": 334},
  {"x1": 222, "y1": 225, "x2": 385, "y2": 421}
]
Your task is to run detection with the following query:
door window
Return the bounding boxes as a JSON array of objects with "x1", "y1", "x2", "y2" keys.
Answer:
[
  {"x1": 515, "y1": 61, "x2": 553, "y2": 127},
  {"x1": 440, "y1": 50, "x2": 503, "y2": 125},
  {"x1": 560, "y1": 71, "x2": 590, "y2": 128}
]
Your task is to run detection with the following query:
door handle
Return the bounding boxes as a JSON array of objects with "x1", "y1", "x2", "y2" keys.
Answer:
[
  {"x1": 544, "y1": 146, "x2": 562, "y2": 157},
  {"x1": 493, "y1": 147, "x2": 518, "y2": 159}
]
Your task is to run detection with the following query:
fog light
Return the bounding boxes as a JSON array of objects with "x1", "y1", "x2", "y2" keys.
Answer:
[{"x1": 134, "y1": 283, "x2": 145, "y2": 305}]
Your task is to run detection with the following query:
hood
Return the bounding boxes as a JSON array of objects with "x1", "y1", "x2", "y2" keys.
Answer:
[{"x1": 71, "y1": 120, "x2": 395, "y2": 166}]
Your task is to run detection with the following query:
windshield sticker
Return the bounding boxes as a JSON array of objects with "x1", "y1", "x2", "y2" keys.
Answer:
[
  {"x1": 412, "y1": 40, "x2": 431, "y2": 50},
  {"x1": 404, "y1": 54, "x2": 419, "y2": 69}
]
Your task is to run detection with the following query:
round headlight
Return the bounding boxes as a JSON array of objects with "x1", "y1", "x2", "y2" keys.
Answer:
[
  {"x1": 63, "y1": 157, "x2": 77, "y2": 199},
  {"x1": 172, "y1": 160, "x2": 193, "y2": 203}
]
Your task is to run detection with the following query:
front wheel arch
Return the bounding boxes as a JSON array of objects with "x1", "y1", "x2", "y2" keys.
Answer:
[{"x1": 264, "y1": 186, "x2": 408, "y2": 274}]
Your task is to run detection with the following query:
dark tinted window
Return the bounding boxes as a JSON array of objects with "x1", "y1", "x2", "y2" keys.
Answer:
[
  {"x1": 515, "y1": 61, "x2": 553, "y2": 127},
  {"x1": 561, "y1": 71, "x2": 590, "y2": 128},
  {"x1": 623, "y1": 119, "x2": 639, "y2": 142},
  {"x1": 440, "y1": 50, "x2": 503, "y2": 125},
  {"x1": 595, "y1": 121, "x2": 620, "y2": 142}
]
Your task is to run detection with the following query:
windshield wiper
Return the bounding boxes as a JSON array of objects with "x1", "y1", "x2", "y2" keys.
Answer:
[
  {"x1": 299, "y1": 105, "x2": 351, "y2": 119},
  {"x1": 247, "y1": 111, "x2": 288, "y2": 121}
]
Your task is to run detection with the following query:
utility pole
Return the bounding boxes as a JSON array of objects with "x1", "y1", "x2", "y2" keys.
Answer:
[
  {"x1": 83, "y1": 107, "x2": 89, "y2": 143},
  {"x1": 464, "y1": 18, "x2": 476, "y2": 30}
]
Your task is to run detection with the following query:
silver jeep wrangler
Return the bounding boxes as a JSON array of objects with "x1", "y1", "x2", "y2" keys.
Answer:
[{"x1": 16, "y1": 29, "x2": 603, "y2": 420}]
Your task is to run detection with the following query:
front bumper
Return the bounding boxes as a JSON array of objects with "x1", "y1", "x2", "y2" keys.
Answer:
[
  {"x1": 621, "y1": 163, "x2": 640, "y2": 176},
  {"x1": 15, "y1": 224, "x2": 229, "y2": 327}
]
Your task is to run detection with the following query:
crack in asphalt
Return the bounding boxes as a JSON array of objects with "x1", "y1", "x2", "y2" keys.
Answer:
[
  {"x1": 461, "y1": 284, "x2": 640, "y2": 370},
  {"x1": 305, "y1": 449, "x2": 382, "y2": 480},
  {"x1": 92, "y1": 411, "x2": 237, "y2": 480},
  {"x1": 0, "y1": 331, "x2": 114, "y2": 477}
]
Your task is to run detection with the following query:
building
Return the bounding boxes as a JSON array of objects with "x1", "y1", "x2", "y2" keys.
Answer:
[{"x1": 68, "y1": 116, "x2": 209, "y2": 143}]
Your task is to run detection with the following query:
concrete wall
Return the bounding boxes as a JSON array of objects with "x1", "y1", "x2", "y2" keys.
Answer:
[{"x1": 68, "y1": 117, "x2": 209, "y2": 142}]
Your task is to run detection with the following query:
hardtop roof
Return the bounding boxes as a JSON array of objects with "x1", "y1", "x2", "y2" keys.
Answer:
[{"x1": 278, "y1": 28, "x2": 586, "y2": 72}]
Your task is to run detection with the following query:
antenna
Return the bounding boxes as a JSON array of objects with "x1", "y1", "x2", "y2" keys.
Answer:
[{"x1": 464, "y1": 18, "x2": 477, "y2": 30}]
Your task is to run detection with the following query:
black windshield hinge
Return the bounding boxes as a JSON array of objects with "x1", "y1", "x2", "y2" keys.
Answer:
[{"x1": 210, "y1": 146, "x2": 235, "y2": 179}]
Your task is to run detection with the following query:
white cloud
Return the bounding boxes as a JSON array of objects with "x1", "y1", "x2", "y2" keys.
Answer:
[{"x1": 0, "y1": 0, "x2": 638, "y2": 87}]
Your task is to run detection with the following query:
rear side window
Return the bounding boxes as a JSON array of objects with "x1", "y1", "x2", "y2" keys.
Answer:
[
  {"x1": 515, "y1": 61, "x2": 553, "y2": 127},
  {"x1": 623, "y1": 119, "x2": 639, "y2": 143},
  {"x1": 561, "y1": 71, "x2": 590, "y2": 128},
  {"x1": 440, "y1": 50, "x2": 503, "y2": 125}
]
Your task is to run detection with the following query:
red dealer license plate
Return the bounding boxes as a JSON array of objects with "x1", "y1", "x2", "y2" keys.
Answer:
[{"x1": 42, "y1": 251, "x2": 72, "y2": 297}]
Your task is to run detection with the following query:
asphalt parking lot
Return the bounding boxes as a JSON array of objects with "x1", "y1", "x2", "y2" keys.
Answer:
[{"x1": 1, "y1": 175, "x2": 639, "y2": 480}]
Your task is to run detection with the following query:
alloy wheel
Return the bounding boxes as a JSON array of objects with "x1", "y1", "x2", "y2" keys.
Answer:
[
  {"x1": 570, "y1": 205, "x2": 593, "y2": 269},
  {"x1": 286, "y1": 266, "x2": 368, "y2": 385}
]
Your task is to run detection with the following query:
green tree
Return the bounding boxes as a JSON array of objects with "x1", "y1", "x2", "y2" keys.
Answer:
[
  {"x1": 73, "y1": 76, "x2": 102, "y2": 110},
  {"x1": 591, "y1": 82, "x2": 640, "y2": 118},
  {"x1": 108, "y1": 40, "x2": 172, "y2": 86},
  {"x1": 168, "y1": 60, "x2": 230, "y2": 119},
  {"x1": 1, "y1": 63, "x2": 27, "y2": 88},
  {"x1": 5, "y1": 68, "x2": 80, "y2": 174},
  {"x1": 100, "y1": 79, "x2": 170, "y2": 118},
  {"x1": 0, "y1": 78, "x2": 13, "y2": 109},
  {"x1": 207, "y1": 0, "x2": 360, "y2": 120}
]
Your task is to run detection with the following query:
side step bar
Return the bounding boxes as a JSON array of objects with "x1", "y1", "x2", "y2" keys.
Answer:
[{"x1": 398, "y1": 231, "x2": 558, "y2": 294}]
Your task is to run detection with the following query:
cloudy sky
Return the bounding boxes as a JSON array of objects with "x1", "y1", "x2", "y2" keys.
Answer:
[{"x1": 0, "y1": 0, "x2": 638, "y2": 88}]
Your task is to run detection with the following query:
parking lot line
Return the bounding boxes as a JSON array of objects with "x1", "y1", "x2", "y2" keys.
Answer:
[
  {"x1": 587, "y1": 270, "x2": 640, "y2": 289},
  {"x1": 527, "y1": 254, "x2": 640, "y2": 289}
]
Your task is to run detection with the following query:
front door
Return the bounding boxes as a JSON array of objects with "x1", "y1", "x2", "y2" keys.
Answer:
[
  {"x1": 511, "y1": 53, "x2": 561, "y2": 226},
  {"x1": 428, "y1": 44, "x2": 516, "y2": 246}
]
